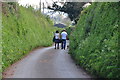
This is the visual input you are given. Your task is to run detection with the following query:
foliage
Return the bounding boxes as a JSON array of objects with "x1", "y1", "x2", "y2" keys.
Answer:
[
  {"x1": 65, "y1": 26, "x2": 75, "y2": 39},
  {"x1": 48, "y1": 2, "x2": 87, "y2": 24},
  {"x1": 69, "y1": 2, "x2": 119, "y2": 78},
  {"x1": 2, "y1": 3, "x2": 55, "y2": 71}
]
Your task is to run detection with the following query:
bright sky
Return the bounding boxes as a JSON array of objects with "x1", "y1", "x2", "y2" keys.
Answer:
[
  {"x1": 18, "y1": 0, "x2": 70, "y2": 24},
  {"x1": 18, "y1": 0, "x2": 59, "y2": 8}
]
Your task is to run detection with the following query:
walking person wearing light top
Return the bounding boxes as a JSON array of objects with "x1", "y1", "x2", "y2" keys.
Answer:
[
  {"x1": 54, "y1": 30, "x2": 60, "y2": 49},
  {"x1": 61, "y1": 30, "x2": 68, "y2": 50}
]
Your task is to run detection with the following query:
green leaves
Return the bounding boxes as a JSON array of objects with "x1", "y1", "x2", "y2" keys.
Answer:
[
  {"x1": 69, "y1": 3, "x2": 119, "y2": 78},
  {"x1": 2, "y1": 5, "x2": 54, "y2": 71}
]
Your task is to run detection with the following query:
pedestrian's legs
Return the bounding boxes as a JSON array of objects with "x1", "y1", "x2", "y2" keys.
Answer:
[
  {"x1": 61, "y1": 40, "x2": 63, "y2": 49},
  {"x1": 63, "y1": 40, "x2": 66, "y2": 50},
  {"x1": 55, "y1": 43, "x2": 56, "y2": 49},
  {"x1": 57, "y1": 43, "x2": 59, "y2": 49}
]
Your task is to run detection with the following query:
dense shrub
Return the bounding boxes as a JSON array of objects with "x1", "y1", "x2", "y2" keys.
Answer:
[
  {"x1": 2, "y1": 4, "x2": 54, "y2": 71},
  {"x1": 66, "y1": 27, "x2": 75, "y2": 39},
  {"x1": 69, "y1": 2, "x2": 119, "y2": 78}
]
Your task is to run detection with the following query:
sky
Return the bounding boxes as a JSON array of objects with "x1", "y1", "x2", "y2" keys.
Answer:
[
  {"x1": 18, "y1": 0, "x2": 71, "y2": 25},
  {"x1": 18, "y1": 0, "x2": 61, "y2": 8}
]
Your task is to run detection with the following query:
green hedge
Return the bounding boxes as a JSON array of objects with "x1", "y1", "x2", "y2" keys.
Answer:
[
  {"x1": 2, "y1": 4, "x2": 54, "y2": 71},
  {"x1": 69, "y1": 2, "x2": 119, "y2": 78},
  {"x1": 65, "y1": 27, "x2": 75, "y2": 39}
]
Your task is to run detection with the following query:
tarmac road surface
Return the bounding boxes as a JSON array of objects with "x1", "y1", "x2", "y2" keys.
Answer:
[{"x1": 3, "y1": 41, "x2": 92, "y2": 78}]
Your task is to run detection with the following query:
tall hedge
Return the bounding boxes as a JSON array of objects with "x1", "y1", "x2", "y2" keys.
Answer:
[
  {"x1": 69, "y1": 2, "x2": 119, "y2": 78},
  {"x1": 2, "y1": 4, "x2": 54, "y2": 71}
]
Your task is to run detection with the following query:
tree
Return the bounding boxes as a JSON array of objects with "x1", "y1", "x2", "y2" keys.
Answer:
[{"x1": 48, "y1": 2, "x2": 87, "y2": 24}]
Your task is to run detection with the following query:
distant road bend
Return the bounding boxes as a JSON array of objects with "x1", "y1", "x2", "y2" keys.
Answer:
[{"x1": 3, "y1": 41, "x2": 92, "y2": 78}]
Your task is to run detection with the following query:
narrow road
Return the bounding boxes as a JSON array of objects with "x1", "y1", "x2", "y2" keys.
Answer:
[{"x1": 3, "y1": 41, "x2": 92, "y2": 78}]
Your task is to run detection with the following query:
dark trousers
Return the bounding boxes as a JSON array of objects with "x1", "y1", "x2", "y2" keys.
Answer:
[
  {"x1": 61, "y1": 39, "x2": 66, "y2": 50},
  {"x1": 55, "y1": 42, "x2": 59, "y2": 49},
  {"x1": 55, "y1": 39, "x2": 60, "y2": 49}
]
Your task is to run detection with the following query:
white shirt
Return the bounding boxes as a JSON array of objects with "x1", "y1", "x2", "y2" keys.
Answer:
[
  {"x1": 61, "y1": 31, "x2": 68, "y2": 39},
  {"x1": 55, "y1": 33, "x2": 60, "y2": 39}
]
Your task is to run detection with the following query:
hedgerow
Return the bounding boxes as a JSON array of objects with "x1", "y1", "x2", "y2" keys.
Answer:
[
  {"x1": 2, "y1": 3, "x2": 54, "y2": 71},
  {"x1": 69, "y1": 2, "x2": 119, "y2": 78}
]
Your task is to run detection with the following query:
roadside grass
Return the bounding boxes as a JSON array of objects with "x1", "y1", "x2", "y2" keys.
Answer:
[
  {"x1": 65, "y1": 26, "x2": 75, "y2": 39},
  {"x1": 2, "y1": 3, "x2": 57, "y2": 72},
  {"x1": 69, "y1": 3, "x2": 119, "y2": 78}
]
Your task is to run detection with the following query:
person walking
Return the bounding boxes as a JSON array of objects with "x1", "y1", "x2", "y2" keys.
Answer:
[
  {"x1": 54, "y1": 30, "x2": 60, "y2": 49},
  {"x1": 61, "y1": 30, "x2": 68, "y2": 50}
]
